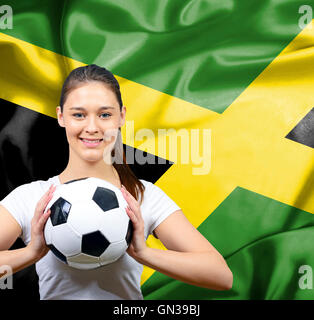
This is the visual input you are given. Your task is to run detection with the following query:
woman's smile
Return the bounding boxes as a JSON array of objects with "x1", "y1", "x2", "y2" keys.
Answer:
[{"x1": 79, "y1": 137, "x2": 104, "y2": 148}]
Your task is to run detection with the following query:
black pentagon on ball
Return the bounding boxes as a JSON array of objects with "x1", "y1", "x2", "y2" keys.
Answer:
[
  {"x1": 48, "y1": 244, "x2": 67, "y2": 264},
  {"x1": 92, "y1": 187, "x2": 119, "y2": 212},
  {"x1": 82, "y1": 231, "x2": 110, "y2": 257},
  {"x1": 50, "y1": 197, "x2": 72, "y2": 226},
  {"x1": 125, "y1": 219, "x2": 133, "y2": 246}
]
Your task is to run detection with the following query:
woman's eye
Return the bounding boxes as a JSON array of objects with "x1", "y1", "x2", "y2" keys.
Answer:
[
  {"x1": 72, "y1": 113, "x2": 111, "y2": 119},
  {"x1": 100, "y1": 113, "x2": 111, "y2": 118},
  {"x1": 73, "y1": 113, "x2": 84, "y2": 118}
]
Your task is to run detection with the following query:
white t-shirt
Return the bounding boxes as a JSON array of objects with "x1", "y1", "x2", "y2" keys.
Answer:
[{"x1": 0, "y1": 175, "x2": 181, "y2": 300}]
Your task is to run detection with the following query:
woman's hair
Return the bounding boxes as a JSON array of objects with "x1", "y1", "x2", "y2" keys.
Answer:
[{"x1": 59, "y1": 64, "x2": 145, "y2": 203}]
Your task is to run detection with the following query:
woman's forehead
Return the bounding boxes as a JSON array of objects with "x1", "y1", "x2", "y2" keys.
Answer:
[
  {"x1": 64, "y1": 82, "x2": 119, "y2": 109},
  {"x1": 67, "y1": 106, "x2": 117, "y2": 112}
]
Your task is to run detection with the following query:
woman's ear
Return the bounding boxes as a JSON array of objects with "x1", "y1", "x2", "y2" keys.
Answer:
[
  {"x1": 120, "y1": 105, "x2": 126, "y2": 127},
  {"x1": 56, "y1": 106, "x2": 65, "y2": 128}
]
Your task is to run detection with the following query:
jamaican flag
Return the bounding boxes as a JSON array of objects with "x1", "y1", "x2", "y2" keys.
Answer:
[{"x1": 1, "y1": 0, "x2": 314, "y2": 300}]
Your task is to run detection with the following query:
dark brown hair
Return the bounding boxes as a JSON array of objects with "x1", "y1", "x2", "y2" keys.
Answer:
[{"x1": 59, "y1": 64, "x2": 145, "y2": 203}]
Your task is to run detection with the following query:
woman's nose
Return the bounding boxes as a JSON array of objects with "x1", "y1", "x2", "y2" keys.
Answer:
[{"x1": 85, "y1": 116, "x2": 99, "y2": 133}]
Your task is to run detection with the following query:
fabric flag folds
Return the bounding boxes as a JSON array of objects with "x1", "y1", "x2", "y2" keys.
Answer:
[{"x1": 1, "y1": 0, "x2": 314, "y2": 299}]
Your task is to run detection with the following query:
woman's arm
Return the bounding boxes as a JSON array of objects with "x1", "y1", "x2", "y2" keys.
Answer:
[
  {"x1": 0, "y1": 205, "x2": 38, "y2": 277},
  {"x1": 137, "y1": 210, "x2": 232, "y2": 290},
  {"x1": 121, "y1": 186, "x2": 233, "y2": 291},
  {"x1": 0, "y1": 184, "x2": 56, "y2": 279}
]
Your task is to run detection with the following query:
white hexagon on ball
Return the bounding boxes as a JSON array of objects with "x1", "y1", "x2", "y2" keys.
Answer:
[{"x1": 99, "y1": 240, "x2": 128, "y2": 266}]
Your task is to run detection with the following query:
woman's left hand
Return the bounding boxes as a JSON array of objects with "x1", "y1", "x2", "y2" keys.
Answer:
[{"x1": 120, "y1": 185, "x2": 149, "y2": 262}]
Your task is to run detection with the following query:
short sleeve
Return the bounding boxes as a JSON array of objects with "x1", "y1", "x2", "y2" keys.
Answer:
[
  {"x1": 0, "y1": 185, "x2": 30, "y2": 244},
  {"x1": 143, "y1": 182, "x2": 181, "y2": 238}
]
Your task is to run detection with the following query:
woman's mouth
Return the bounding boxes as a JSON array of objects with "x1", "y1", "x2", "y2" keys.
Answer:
[{"x1": 79, "y1": 138, "x2": 103, "y2": 148}]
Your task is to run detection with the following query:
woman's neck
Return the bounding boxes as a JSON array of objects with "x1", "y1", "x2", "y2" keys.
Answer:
[{"x1": 58, "y1": 156, "x2": 120, "y2": 188}]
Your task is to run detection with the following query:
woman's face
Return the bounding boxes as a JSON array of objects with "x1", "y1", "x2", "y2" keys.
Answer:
[{"x1": 56, "y1": 81, "x2": 126, "y2": 163}]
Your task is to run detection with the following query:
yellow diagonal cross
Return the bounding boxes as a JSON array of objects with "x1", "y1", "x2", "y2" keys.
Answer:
[
  {"x1": 0, "y1": 21, "x2": 313, "y2": 287},
  {"x1": 137, "y1": 22, "x2": 314, "y2": 282}
]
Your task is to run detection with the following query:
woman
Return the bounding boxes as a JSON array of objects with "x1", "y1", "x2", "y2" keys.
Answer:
[{"x1": 0, "y1": 64, "x2": 232, "y2": 299}]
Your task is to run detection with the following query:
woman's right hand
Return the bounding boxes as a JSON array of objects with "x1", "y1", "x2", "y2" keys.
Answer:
[{"x1": 27, "y1": 184, "x2": 56, "y2": 260}]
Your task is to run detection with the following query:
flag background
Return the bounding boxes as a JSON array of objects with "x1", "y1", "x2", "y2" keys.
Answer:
[{"x1": 1, "y1": 0, "x2": 314, "y2": 299}]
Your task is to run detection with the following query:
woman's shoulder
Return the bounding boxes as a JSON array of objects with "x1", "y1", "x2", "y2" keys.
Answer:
[
  {"x1": 138, "y1": 179, "x2": 159, "y2": 195},
  {"x1": 138, "y1": 179, "x2": 171, "y2": 201},
  {"x1": 7, "y1": 175, "x2": 59, "y2": 196},
  {"x1": 139, "y1": 179, "x2": 153, "y2": 189}
]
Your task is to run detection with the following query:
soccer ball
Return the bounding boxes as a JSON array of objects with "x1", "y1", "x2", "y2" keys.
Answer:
[{"x1": 44, "y1": 177, "x2": 133, "y2": 270}]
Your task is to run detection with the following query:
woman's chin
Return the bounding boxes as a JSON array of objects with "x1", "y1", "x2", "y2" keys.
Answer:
[
  {"x1": 72, "y1": 147, "x2": 110, "y2": 164},
  {"x1": 80, "y1": 153, "x2": 104, "y2": 163}
]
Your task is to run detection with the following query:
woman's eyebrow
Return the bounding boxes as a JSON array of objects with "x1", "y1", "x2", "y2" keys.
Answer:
[{"x1": 69, "y1": 106, "x2": 115, "y2": 110}]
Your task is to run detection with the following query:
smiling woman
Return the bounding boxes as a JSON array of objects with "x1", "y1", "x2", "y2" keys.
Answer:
[
  {"x1": 58, "y1": 83, "x2": 123, "y2": 164},
  {"x1": 0, "y1": 64, "x2": 232, "y2": 300},
  {"x1": 56, "y1": 65, "x2": 144, "y2": 201}
]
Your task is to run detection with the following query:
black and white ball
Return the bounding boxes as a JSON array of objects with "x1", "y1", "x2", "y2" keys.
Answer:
[{"x1": 44, "y1": 177, "x2": 133, "y2": 270}]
